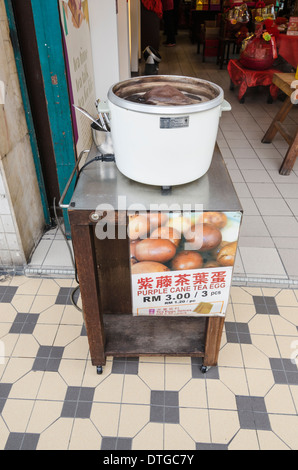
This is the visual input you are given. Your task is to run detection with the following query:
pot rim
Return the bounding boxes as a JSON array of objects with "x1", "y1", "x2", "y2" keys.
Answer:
[{"x1": 107, "y1": 75, "x2": 224, "y2": 115}]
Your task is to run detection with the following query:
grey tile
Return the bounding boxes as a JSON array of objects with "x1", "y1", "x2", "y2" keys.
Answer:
[
  {"x1": 278, "y1": 249, "x2": 298, "y2": 278},
  {"x1": 101, "y1": 437, "x2": 117, "y2": 450},
  {"x1": 231, "y1": 148, "x2": 257, "y2": 158},
  {"x1": 165, "y1": 391, "x2": 179, "y2": 407},
  {"x1": 238, "y1": 236, "x2": 275, "y2": 248},
  {"x1": 9, "y1": 313, "x2": 39, "y2": 334},
  {"x1": 253, "y1": 412, "x2": 271, "y2": 430},
  {"x1": 111, "y1": 357, "x2": 139, "y2": 375},
  {"x1": 61, "y1": 401, "x2": 77, "y2": 418},
  {"x1": 61, "y1": 386, "x2": 95, "y2": 418},
  {"x1": 263, "y1": 216, "x2": 298, "y2": 237},
  {"x1": 273, "y1": 237, "x2": 298, "y2": 249},
  {"x1": 239, "y1": 247, "x2": 287, "y2": 277},
  {"x1": 254, "y1": 198, "x2": 292, "y2": 216},
  {"x1": 228, "y1": 169, "x2": 245, "y2": 183},
  {"x1": 0, "y1": 383, "x2": 12, "y2": 398},
  {"x1": 4, "y1": 433, "x2": 39, "y2": 450},
  {"x1": 268, "y1": 170, "x2": 298, "y2": 184},
  {"x1": 32, "y1": 345, "x2": 64, "y2": 372},
  {"x1": 276, "y1": 183, "x2": 298, "y2": 198},
  {"x1": 236, "y1": 158, "x2": 265, "y2": 170},
  {"x1": 246, "y1": 183, "x2": 281, "y2": 198},
  {"x1": 75, "y1": 401, "x2": 93, "y2": 418},
  {"x1": 253, "y1": 296, "x2": 279, "y2": 315},
  {"x1": 238, "y1": 410, "x2": 256, "y2": 429},
  {"x1": 255, "y1": 148, "x2": 283, "y2": 159},
  {"x1": 196, "y1": 443, "x2": 228, "y2": 450},
  {"x1": 239, "y1": 216, "x2": 270, "y2": 237},
  {"x1": 225, "y1": 321, "x2": 251, "y2": 344},
  {"x1": 150, "y1": 390, "x2": 179, "y2": 424},
  {"x1": 261, "y1": 157, "x2": 284, "y2": 171},
  {"x1": 236, "y1": 396, "x2": 271, "y2": 430},
  {"x1": 233, "y1": 182, "x2": 252, "y2": 198},
  {"x1": 224, "y1": 158, "x2": 239, "y2": 170},
  {"x1": 164, "y1": 406, "x2": 179, "y2": 423},
  {"x1": 151, "y1": 391, "x2": 164, "y2": 406},
  {"x1": 150, "y1": 405, "x2": 164, "y2": 423},
  {"x1": 241, "y1": 170, "x2": 272, "y2": 183},
  {"x1": 0, "y1": 286, "x2": 17, "y2": 303},
  {"x1": 285, "y1": 199, "x2": 298, "y2": 216},
  {"x1": 238, "y1": 198, "x2": 260, "y2": 215},
  {"x1": 4, "y1": 433, "x2": 25, "y2": 450},
  {"x1": 249, "y1": 140, "x2": 275, "y2": 149},
  {"x1": 28, "y1": 239, "x2": 52, "y2": 266},
  {"x1": 101, "y1": 437, "x2": 132, "y2": 450},
  {"x1": 21, "y1": 433, "x2": 40, "y2": 450}
]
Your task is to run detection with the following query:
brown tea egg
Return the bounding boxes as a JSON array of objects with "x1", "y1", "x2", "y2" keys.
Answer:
[
  {"x1": 150, "y1": 226, "x2": 181, "y2": 247},
  {"x1": 184, "y1": 223, "x2": 222, "y2": 252},
  {"x1": 135, "y1": 238, "x2": 177, "y2": 263},
  {"x1": 198, "y1": 212, "x2": 228, "y2": 229},
  {"x1": 171, "y1": 251, "x2": 203, "y2": 270},
  {"x1": 131, "y1": 261, "x2": 170, "y2": 274},
  {"x1": 217, "y1": 241, "x2": 237, "y2": 266}
]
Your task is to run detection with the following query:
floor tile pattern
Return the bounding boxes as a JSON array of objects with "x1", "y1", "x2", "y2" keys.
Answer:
[{"x1": 0, "y1": 275, "x2": 297, "y2": 450}]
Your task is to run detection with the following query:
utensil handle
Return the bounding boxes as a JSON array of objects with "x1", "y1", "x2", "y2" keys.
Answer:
[{"x1": 59, "y1": 149, "x2": 89, "y2": 209}]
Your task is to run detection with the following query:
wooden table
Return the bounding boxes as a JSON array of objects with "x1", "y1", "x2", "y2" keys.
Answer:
[
  {"x1": 67, "y1": 144, "x2": 242, "y2": 375},
  {"x1": 262, "y1": 73, "x2": 298, "y2": 175}
]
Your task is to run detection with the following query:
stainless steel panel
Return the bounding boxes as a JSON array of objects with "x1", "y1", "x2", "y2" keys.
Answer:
[{"x1": 70, "y1": 144, "x2": 242, "y2": 213}]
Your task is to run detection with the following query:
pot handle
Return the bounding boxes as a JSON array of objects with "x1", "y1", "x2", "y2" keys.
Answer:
[
  {"x1": 96, "y1": 99, "x2": 110, "y2": 113},
  {"x1": 220, "y1": 99, "x2": 231, "y2": 116}
]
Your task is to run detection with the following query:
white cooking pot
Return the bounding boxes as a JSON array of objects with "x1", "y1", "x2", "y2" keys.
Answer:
[{"x1": 106, "y1": 75, "x2": 231, "y2": 186}]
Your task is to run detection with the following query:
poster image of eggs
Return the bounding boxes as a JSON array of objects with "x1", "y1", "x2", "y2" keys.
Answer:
[{"x1": 129, "y1": 211, "x2": 242, "y2": 317}]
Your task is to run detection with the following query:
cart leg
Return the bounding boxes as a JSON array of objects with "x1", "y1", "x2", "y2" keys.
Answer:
[
  {"x1": 201, "y1": 365, "x2": 211, "y2": 374},
  {"x1": 203, "y1": 316, "x2": 225, "y2": 368}
]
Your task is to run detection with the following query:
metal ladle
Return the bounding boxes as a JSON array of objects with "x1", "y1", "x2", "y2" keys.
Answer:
[{"x1": 73, "y1": 104, "x2": 108, "y2": 132}]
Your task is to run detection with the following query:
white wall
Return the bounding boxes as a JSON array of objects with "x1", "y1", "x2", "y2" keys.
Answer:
[
  {"x1": 88, "y1": 0, "x2": 131, "y2": 101},
  {"x1": 88, "y1": 0, "x2": 120, "y2": 100},
  {"x1": 129, "y1": 0, "x2": 140, "y2": 73},
  {"x1": 117, "y1": 0, "x2": 130, "y2": 81}
]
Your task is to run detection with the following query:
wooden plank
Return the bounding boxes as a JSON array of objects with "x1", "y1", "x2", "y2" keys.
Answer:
[
  {"x1": 279, "y1": 129, "x2": 298, "y2": 175},
  {"x1": 70, "y1": 223, "x2": 106, "y2": 366},
  {"x1": 103, "y1": 314, "x2": 206, "y2": 357},
  {"x1": 4, "y1": 0, "x2": 50, "y2": 224},
  {"x1": 203, "y1": 316, "x2": 225, "y2": 367},
  {"x1": 93, "y1": 223, "x2": 132, "y2": 315},
  {"x1": 31, "y1": 0, "x2": 76, "y2": 235},
  {"x1": 261, "y1": 96, "x2": 293, "y2": 143},
  {"x1": 272, "y1": 73, "x2": 295, "y2": 97}
]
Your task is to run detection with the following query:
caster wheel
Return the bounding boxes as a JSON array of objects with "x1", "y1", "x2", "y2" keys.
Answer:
[
  {"x1": 96, "y1": 365, "x2": 103, "y2": 375},
  {"x1": 240, "y1": 96, "x2": 245, "y2": 104},
  {"x1": 201, "y1": 365, "x2": 210, "y2": 374}
]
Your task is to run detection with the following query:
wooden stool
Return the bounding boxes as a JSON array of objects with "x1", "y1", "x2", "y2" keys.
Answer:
[{"x1": 262, "y1": 72, "x2": 298, "y2": 175}]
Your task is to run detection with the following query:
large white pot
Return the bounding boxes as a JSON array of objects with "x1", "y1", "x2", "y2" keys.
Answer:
[{"x1": 106, "y1": 75, "x2": 231, "y2": 186}]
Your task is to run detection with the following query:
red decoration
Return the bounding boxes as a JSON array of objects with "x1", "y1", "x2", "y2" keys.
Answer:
[
  {"x1": 228, "y1": 59, "x2": 279, "y2": 101},
  {"x1": 240, "y1": 20, "x2": 280, "y2": 70},
  {"x1": 141, "y1": 0, "x2": 163, "y2": 19},
  {"x1": 255, "y1": 1, "x2": 265, "y2": 8}
]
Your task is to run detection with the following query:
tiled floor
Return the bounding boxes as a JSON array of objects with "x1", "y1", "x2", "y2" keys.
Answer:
[
  {"x1": 1, "y1": 30, "x2": 298, "y2": 451},
  {"x1": 0, "y1": 275, "x2": 297, "y2": 450}
]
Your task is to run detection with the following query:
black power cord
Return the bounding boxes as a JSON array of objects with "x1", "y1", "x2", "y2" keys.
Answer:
[{"x1": 54, "y1": 153, "x2": 115, "y2": 313}]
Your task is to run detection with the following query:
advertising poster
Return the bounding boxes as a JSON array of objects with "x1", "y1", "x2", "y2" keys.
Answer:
[
  {"x1": 129, "y1": 211, "x2": 242, "y2": 317},
  {"x1": 59, "y1": 0, "x2": 96, "y2": 155}
]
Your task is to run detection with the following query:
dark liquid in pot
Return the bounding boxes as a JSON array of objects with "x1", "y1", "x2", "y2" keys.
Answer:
[{"x1": 125, "y1": 92, "x2": 204, "y2": 105}]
